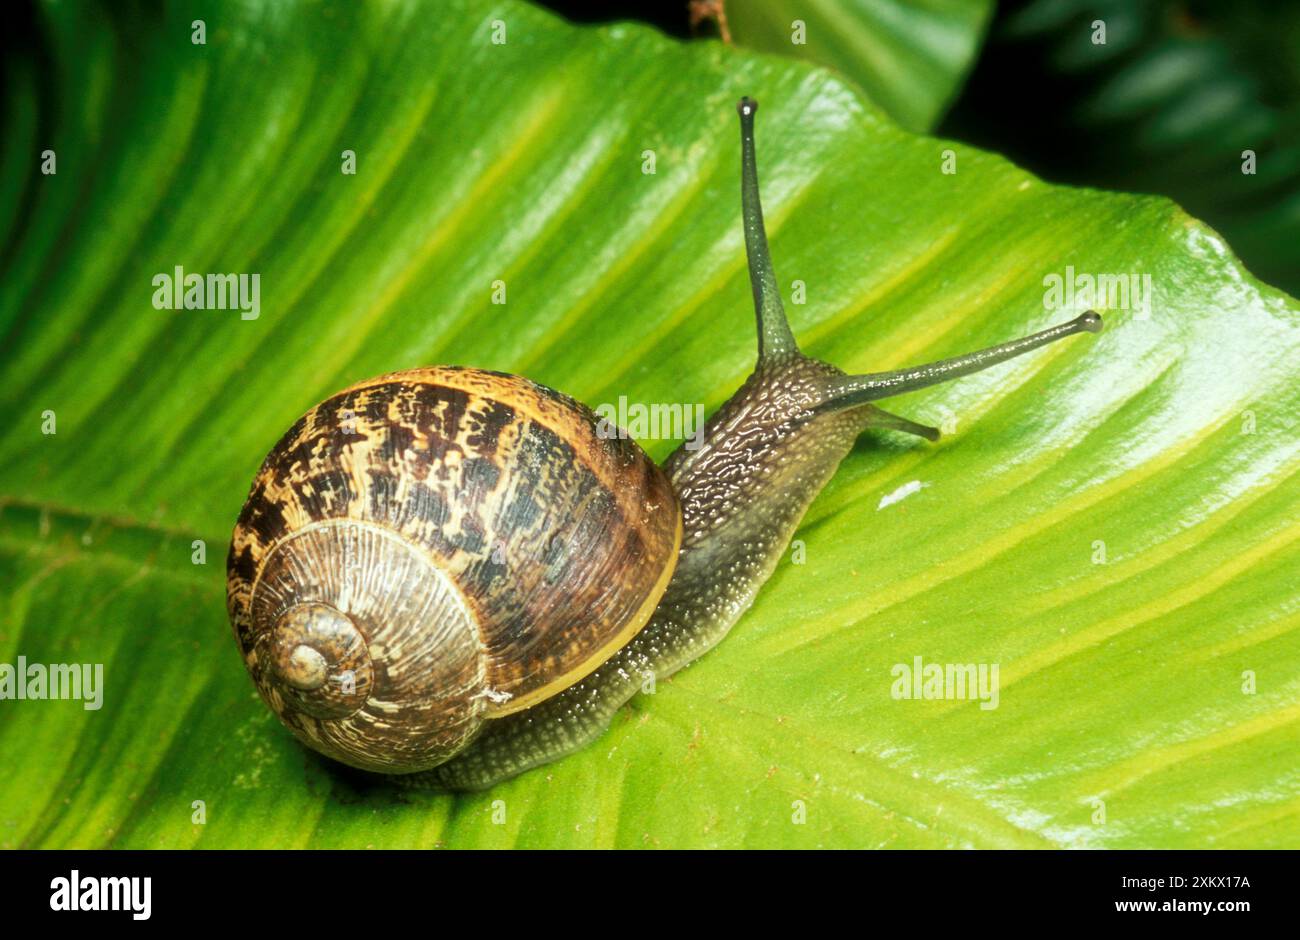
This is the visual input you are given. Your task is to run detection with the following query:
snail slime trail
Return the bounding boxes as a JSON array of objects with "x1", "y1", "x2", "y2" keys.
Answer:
[{"x1": 227, "y1": 97, "x2": 1102, "y2": 789}]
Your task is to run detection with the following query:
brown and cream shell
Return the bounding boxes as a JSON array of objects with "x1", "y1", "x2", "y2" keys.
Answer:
[{"x1": 226, "y1": 366, "x2": 681, "y2": 773}]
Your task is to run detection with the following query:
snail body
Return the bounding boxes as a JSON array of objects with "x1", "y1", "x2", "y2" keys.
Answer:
[{"x1": 228, "y1": 99, "x2": 1101, "y2": 789}]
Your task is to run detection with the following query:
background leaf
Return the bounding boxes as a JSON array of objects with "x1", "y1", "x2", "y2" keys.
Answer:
[
  {"x1": 946, "y1": 0, "x2": 1300, "y2": 297},
  {"x1": 1, "y1": 0, "x2": 1297, "y2": 848},
  {"x1": 725, "y1": 0, "x2": 994, "y2": 131}
]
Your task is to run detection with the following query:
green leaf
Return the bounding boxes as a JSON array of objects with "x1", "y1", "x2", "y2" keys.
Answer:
[
  {"x1": 1, "y1": 0, "x2": 1297, "y2": 848},
  {"x1": 726, "y1": 0, "x2": 994, "y2": 131}
]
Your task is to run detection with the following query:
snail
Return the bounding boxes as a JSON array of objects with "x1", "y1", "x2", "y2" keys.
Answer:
[{"x1": 226, "y1": 98, "x2": 1102, "y2": 790}]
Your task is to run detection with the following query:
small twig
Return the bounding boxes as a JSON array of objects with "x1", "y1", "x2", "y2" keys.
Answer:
[{"x1": 688, "y1": 0, "x2": 732, "y2": 44}]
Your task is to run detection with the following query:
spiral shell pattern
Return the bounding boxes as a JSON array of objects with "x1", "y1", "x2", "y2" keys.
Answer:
[{"x1": 226, "y1": 366, "x2": 681, "y2": 773}]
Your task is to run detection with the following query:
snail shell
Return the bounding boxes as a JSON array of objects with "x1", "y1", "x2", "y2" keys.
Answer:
[{"x1": 226, "y1": 367, "x2": 681, "y2": 773}]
